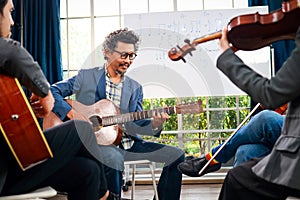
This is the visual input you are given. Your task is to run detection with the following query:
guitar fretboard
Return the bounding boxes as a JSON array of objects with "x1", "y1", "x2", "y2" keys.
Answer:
[{"x1": 102, "y1": 106, "x2": 176, "y2": 126}]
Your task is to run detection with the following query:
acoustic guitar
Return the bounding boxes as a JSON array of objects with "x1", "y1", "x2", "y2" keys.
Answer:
[
  {"x1": 0, "y1": 74, "x2": 53, "y2": 171},
  {"x1": 43, "y1": 99, "x2": 203, "y2": 146}
]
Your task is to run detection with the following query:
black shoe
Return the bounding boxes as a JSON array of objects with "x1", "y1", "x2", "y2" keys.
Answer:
[
  {"x1": 177, "y1": 155, "x2": 221, "y2": 177},
  {"x1": 108, "y1": 192, "x2": 131, "y2": 200}
]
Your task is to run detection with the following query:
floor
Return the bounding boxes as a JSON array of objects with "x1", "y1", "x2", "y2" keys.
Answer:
[
  {"x1": 48, "y1": 183, "x2": 223, "y2": 200},
  {"x1": 122, "y1": 183, "x2": 222, "y2": 200},
  {"x1": 121, "y1": 182, "x2": 300, "y2": 200},
  {"x1": 45, "y1": 182, "x2": 300, "y2": 200},
  {"x1": 47, "y1": 170, "x2": 300, "y2": 200}
]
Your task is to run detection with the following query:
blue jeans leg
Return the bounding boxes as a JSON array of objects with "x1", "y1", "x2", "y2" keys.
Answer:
[
  {"x1": 234, "y1": 143, "x2": 270, "y2": 166},
  {"x1": 212, "y1": 110, "x2": 284, "y2": 164}
]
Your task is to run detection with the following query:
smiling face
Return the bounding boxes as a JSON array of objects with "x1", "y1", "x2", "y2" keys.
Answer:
[
  {"x1": 0, "y1": 0, "x2": 14, "y2": 38},
  {"x1": 105, "y1": 41, "x2": 136, "y2": 76}
]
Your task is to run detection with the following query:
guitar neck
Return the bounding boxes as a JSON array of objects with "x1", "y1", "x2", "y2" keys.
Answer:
[{"x1": 102, "y1": 106, "x2": 176, "y2": 126}]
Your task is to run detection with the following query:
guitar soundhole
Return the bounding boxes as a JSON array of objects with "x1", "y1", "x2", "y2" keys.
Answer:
[{"x1": 89, "y1": 115, "x2": 102, "y2": 131}]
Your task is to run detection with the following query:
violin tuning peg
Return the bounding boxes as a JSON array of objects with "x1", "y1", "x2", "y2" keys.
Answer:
[
  {"x1": 188, "y1": 52, "x2": 193, "y2": 56},
  {"x1": 180, "y1": 57, "x2": 186, "y2": 63},
  {"x1": 176, "y1": 45, "x2": 184, "y2": 52},
  {"x1": 184, "y1": 39, "x2": 191, "y2": 45}
]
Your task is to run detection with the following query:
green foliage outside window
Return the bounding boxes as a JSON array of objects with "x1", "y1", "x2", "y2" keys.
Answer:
[{"x1": 142, "y1": 96, "x2": 251, "y2": 157}]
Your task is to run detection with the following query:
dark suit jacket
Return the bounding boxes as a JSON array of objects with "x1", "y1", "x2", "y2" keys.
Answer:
[
  {"x1": 0, "y1": 38, "x2": 50, "y2": 193},
  {"x1": 216, "y1": 26, "x2": 300, "y2": 190},
  {"x1": 50, "y1": 66, "x2": 159, "y2": 139}
]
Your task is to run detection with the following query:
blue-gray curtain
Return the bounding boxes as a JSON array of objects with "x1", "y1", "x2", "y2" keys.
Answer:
[
  {"x1": 248, "y1": 0, "x2": 296, "y2": 112},
  {"x1": 12, "y1": 0, "x2": 63, "y2": 84}
]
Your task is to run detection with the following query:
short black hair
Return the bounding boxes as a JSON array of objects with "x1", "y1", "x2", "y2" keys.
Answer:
[
  {"x1": 0, "y1": 0, "x2": 8, "y2": 15},
  {"x1": 102, "y1": 28, "x2": 140, "y2": 53}
]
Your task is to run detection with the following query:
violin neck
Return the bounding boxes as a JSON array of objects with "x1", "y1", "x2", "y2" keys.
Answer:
[{"x1": 193, "y1": 31, "x2": 222, "y2": 45}]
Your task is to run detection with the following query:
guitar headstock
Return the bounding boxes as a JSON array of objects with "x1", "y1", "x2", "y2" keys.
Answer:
[
  {"x1": 175, "y1": 100, "x2": 203, "y2": 114},
  {"x1": 168, "y1": 39, "x2": 196, "y2": 63}
]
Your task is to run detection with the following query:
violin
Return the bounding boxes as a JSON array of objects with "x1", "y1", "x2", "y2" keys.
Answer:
[
  {"x1": 168, "y1": 0, "x2": 300, "y2": 62},
  {"x1": 274, "y1": 103, "x2": 288, "y2": 115},
  {"x1": 260, "y1": 103, "x2": 288, "y2": 115}
]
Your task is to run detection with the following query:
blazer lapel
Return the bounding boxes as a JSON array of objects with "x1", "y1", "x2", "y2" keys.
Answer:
[
  {"x1": 119, "y1": 77, "x2": 131, "y2": 113},
  {"x1": 96, "y1": 67, "x2": 106, "y2": 100}
]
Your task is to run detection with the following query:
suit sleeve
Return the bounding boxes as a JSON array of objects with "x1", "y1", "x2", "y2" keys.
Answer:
[
  {"x1": 0, "y1": 38, "x2": 49, "y2": 97},
  {"x1": 50, "y1": 75, "x2": 78, "y2": 120}
]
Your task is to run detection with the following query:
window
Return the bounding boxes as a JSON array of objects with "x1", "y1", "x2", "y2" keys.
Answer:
[{"x1": 60, "y1": 0, "x2": 248, "y2": 75}]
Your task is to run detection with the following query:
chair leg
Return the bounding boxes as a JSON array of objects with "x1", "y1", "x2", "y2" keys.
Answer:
[
  {"x1": 131, "y1": 164, "x2": 136, "y2": 200},
  {"x1": 122, "y1": 164, "x2": 131, "y2": 192},
  {"x1": 149, "y1": 162, "x2": 159, "y2": 200}
]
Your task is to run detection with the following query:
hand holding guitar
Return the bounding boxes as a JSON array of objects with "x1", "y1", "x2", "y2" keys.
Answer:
[
  {"x1": 66, "y1": 108, "x2": 92, "y2": 124},
  {"x1": 30, "y1": 91, "x2": 54, "y2": 118},
  {"x1": 152, "y1": 109, "x2": 170, "y2": 130}
]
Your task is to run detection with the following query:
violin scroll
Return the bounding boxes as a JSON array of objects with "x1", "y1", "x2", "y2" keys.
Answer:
[
  {"x1": 168, "y1": 31, "x2": 222, "y2": 62},
  {"x1": 168, "y1": 39, "x2": 196, "y2": 62}
]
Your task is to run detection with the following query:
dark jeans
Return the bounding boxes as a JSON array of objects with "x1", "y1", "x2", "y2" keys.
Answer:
[
  {"x1": 2, "y1": 120, "x2": 107, "y2": 200},
  {"x1": 98, "y1": 140, "x2": 185, "y2": 200}
]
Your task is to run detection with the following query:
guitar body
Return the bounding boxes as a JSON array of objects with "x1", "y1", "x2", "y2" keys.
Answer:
[
  {"x1": 0, "y1": 75, "x2": 53, "y2": 170},
  {"x1": 43, "y1": 99, "x2": 123, "y2": 146}
]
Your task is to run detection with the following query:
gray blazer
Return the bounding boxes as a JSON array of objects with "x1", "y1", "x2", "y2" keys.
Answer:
[
  {"x1": 0, "y1": 38, "x2": 50, "y2": 193},
  {"x1": 216, "y1": 26, "x2": 300, "y2": 190}
]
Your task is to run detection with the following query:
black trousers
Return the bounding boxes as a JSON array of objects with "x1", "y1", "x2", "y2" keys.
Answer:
[
  {"x1": 2, "y1": 120, "x2": 107, "y2": 200},
  {"x1": 219, "y1": 158, "x2": 300, "y2": 200}
]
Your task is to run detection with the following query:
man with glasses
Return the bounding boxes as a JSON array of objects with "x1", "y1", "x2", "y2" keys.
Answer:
[{"x1": 50, "y1": 28, "x2": 185, "y2": 200}]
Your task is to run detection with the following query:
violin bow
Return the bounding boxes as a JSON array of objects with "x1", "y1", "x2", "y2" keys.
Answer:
[{"x1": 198, "y1": 103, "x2": 261, "y2": 175}]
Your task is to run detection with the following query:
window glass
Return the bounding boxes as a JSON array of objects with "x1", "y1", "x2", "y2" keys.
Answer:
[
  {"x1": 121, "y1": 0, "x2": 148, "y2": 14},
  {"x1": 94, "y1": 0, "x2": 119, "y2": 16},
  {"x1": 234, "y1": 0, "x2": 248, "y2": 8},
  {"x1": 203, "y1": 0, "x2": 233, "y2": 9},
  {"x1": 177, "y1": 0, "x2": 203, "y2": 11},
  {"x1": 94, "y1": 17, "x2": 120, "y2": 65},
  {"x1": 68, "y1": 19, "x2": 92, "y2": 70},
  {"x1": 63, "y1": 70, "x2": 78, "y2": 80},
  {"x1": 60, "y1": 0, "x2": 67, "y2": 18},
  {"x1": 67, "y1": 0, "x2": 90, "y2": 18},
  {"x1": 60, "y1": 19, "x2": 68, "y2": 70},
  {"x1": 149, "y1": 0, "x2": 173, "y2": 12}
]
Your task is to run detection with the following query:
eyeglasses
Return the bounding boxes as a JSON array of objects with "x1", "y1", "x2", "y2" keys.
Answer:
[{"x1": 113, "y1": 50, "x2": 137, "y2": 60}]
